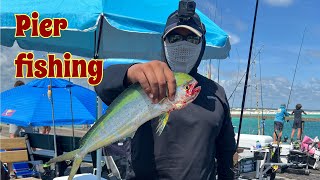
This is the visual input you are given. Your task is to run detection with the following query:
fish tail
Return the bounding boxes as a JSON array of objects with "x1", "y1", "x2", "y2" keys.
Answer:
[
  {"x1": 46, "y1": 149, "x2": 80, "y2": 164},
  {"x1": 68, "y1": 155, "x2": 84, "y2": 180}
]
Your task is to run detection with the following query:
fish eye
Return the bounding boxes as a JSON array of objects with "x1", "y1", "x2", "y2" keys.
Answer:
[{"x1": 185, "y1": 85, "x2": 189, "y2": 90}]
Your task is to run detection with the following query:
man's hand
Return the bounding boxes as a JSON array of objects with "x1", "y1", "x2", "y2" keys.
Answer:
[{"x1": 127, "y1": 60, "x2": 176, "y2": 103}]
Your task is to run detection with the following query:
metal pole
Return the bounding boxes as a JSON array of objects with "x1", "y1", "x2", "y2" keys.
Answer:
[
  {"x1": 93, "y1": 15, "x2": 104, "y2": 179},
  {"x1": 68, "y1": 78, "x2": 76, "y2": 150},
  {"x1": 96, "y1": 97, "x2": 103, "y2": 179},
  {"x1": 217, "y1": 59, "x2": 220, "y2": 83},
  {"x1": 48, "y1": 80, "x2": 58, "y2": 176}
]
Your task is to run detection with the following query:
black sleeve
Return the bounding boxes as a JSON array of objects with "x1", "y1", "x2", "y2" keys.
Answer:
[
  {"x1": 94, "y1": 64, "x2": 134, "y2": 106},
  {"x1": 216, "y1": 98, "x2": 236, "y2": 180}
]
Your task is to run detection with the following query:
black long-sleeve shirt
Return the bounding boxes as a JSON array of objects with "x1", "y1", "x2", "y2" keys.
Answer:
[{"x1": 94, "y1": 64, "x2": 236, "y2": 180}]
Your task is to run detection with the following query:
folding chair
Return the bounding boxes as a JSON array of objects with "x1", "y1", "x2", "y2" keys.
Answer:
[{"x1": 0, "y1": 137, "x2": 43, "y2": 179}]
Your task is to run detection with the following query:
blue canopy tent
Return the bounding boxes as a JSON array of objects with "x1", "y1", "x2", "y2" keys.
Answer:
[
  {"x1": 0, "y1": 78, "x2": 97, "y2": 127},
  {"x1": 1, "y1": 0, "x2": 230, "y2": 60}
]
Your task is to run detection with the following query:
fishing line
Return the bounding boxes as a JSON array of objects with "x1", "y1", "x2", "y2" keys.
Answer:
[
  {"x1": 236, "y1": 0, "x2": 260, "y2": 149},
  {"x1": 228, "y1": 46, "x2": 263, "y2": 101},
  {"x1": 231, "y1": 48, "x2": 241, "y2": 109}
]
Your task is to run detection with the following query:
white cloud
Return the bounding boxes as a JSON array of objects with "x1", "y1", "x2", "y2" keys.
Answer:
[
  {"x1": 264, "y1": 0, "x2": 294, "y2": 7},
  {"x1": 227, "y1": 32, "x2": 241, "y2": 45},
  {"x1": 234, "y1": 19, "x2": 248, "y2": 32},
  {"x1": 198, "y1": 68, "x2": 320, "y2": 110}
]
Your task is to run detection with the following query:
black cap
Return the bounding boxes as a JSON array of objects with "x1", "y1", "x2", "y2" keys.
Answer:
[{"x1": 162, "y1": 11, "x2": 206, "y2": 39}]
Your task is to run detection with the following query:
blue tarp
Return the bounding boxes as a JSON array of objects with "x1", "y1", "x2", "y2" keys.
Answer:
[{"x1": 1, "y1": 0, "x2": 230, "y2": 60}]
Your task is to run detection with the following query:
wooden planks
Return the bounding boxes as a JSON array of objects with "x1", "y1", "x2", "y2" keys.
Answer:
[
  {"x1": 0, "y1": 137, "x2": 26, "y2": 150},
  {"x1": 0, "y1": 137, "x2": 28, "y2": 163},
  {"x1": 0, "y1": 150, "x2": 29, "y2": 163}
]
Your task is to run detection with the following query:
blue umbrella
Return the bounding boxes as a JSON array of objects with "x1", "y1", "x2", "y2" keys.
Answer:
[
  {"x1": 1, "y1": 0, "x2": 230, "y2": 60},
  {"x1": 0, "y1": 78, "x2": 97, "y2": 127}
]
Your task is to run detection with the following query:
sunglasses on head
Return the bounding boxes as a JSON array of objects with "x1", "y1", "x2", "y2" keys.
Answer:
[{"x1": 165, "y1": 33, "x2": 201, "y2": 44}]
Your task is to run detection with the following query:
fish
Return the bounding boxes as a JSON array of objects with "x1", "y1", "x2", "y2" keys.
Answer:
[{"x1": 46, "y1": 72, "x2": 201, "y2": 180}]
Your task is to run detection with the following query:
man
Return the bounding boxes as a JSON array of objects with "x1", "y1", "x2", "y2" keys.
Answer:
[
  {"x1": 8, "y1": 80, "x2": 35, "y2": 178},
  {"x1": 290, "y1": 103, "x2": 307, "y2": 142},
  {"x1": 273, "y1": 104, "x2": 290, "y2": 144},
  {"x1": 9, "y1": 80, "x2": 34, "y2": 138},
  {"x1": 95, "y1": 7, "x2": 236, "y2": 180}
]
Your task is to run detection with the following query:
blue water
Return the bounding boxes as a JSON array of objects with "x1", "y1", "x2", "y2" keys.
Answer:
[{"x1": 232, "y1": 117, "x2": 320, "y2": 139}]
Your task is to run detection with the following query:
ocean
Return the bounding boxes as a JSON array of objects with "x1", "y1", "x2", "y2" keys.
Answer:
[{"x1": 232, "y1": 115, "x2": 320, "y2": 140}]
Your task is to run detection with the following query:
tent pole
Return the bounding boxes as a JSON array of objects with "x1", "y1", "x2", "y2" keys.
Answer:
[
  {"x1": 94, "y1": 15, "x2": 104, "y2": 180},
  {"x1": 68, "y1": 78, "x2": 76, "y2": 150},
  {"x1": 96, "y1": 97, "x2": 103, "y2": 180},
  {"x1": 48, "y1": 79, "x2": 59, "y2": 176}
]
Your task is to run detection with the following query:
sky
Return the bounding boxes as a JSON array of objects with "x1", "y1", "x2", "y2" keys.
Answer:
[
  {"x1": 1, "y1": 0, "x2": 319, "y2": 110},
  {"x1": 196, "y1": 0, "x2": 320, "y2": 110}
]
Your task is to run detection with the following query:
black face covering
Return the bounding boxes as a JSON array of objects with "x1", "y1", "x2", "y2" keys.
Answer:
[{"x1": 161, "y1": 10, "x2": 207, "y2": 75}]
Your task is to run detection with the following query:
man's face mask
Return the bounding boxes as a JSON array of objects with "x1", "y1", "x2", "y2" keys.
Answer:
[{"x1": 164, "y1": 32, "x2": 202, "y2": 73}]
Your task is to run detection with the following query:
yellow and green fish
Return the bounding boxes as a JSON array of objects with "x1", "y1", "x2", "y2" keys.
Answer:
[{"x1": 46, "y1": 72, "x2": 201, "y2": 180}]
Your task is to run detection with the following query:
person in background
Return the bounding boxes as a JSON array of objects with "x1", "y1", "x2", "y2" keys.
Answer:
[
  {"x1": 9, "y1": 80, "x2": 34, "y2": 138},
  {"x1": 95, "y1": 2, "x2": 236, "y2": 179},
  {"x1": 290, "y1": 103, "x2": 307, "y2": 142},
  {"x1": 41, "y1": 126, "x2": 51, "y2": 134},
  {"x1": 273, "y1": 104, "x2": 290, "y2": 144}
]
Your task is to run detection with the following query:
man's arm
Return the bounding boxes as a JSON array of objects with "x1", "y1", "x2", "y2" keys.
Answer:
[
  {"x1": 284, "y1": 109, "x2": 290, "y2": 116},
  {"x1": 95, "y1": 60, "x2": 176, "y2": 105},
  {"x1": 303, "y1": 110, "x2": 307, "y2": 115},
  {"x1": 94, "y1": 64, "x2": 134, "y2": 105},
  {"x1": 216, "y1": 101, "x2": 236, "y2": 179}
]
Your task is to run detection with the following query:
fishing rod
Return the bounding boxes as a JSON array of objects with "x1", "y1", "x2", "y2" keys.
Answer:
[
  {"x1": 231, "y1": 48, "x2": 241, "y2": 109},
  {"x1": 258, "y1": 51, "x2": 265, "y2": 135},
  {"x1": 228, "y1": 45, "x2": 264, "y2": 101},
  {"x1": 287, "y1": 27, "x2": 307, "y2": 109},
  {"x1": 236, "y1": 0, "x2": 260, "y2": 149}
]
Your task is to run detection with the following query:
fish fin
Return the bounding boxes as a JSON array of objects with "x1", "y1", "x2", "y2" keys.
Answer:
[
  {"x1": 68, "y1": 155, "x2": 84, "y2": 180},
  {"x1": 129, "y1": 131, "x2": 136, "y2": 138},
  {"x1": 46, "y1": 149, "x2": 80, "y2": 165},
  {"x1": 156, "y1": 112, "x2": 170, "y2": 136}
]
